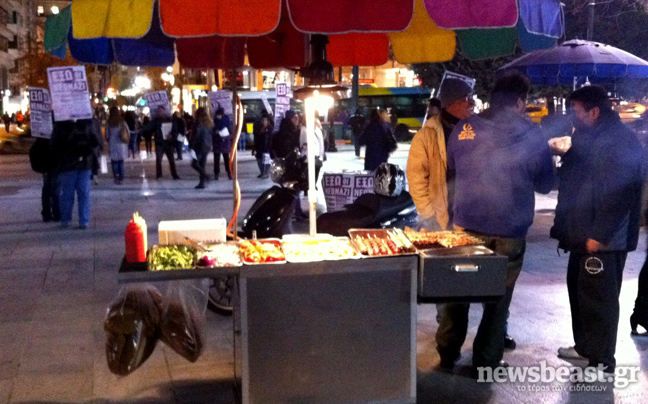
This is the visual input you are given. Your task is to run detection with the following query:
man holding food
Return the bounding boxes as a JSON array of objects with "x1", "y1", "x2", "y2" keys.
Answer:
[{"x1": 435, "y1": 72, "x2": 555, "y2": 374}]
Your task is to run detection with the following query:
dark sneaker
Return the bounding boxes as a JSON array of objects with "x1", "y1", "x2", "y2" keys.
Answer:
[{"x1": 504, "y1": 335, "x2": 516, "y2": 351}]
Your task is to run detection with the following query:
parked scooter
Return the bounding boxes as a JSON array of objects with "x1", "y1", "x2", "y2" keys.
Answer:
[{"x1": 207, "y1": 160, "x2": 418, "y2": 314}]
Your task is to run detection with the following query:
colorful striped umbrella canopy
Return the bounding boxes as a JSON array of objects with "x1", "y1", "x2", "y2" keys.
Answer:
[{"x1": 45, "y1": 0, "x2": 564, "y2": 68}]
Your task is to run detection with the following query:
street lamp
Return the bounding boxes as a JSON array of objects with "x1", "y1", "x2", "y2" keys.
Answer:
[{"x1": 293, "y1": 35, "x2": 350, "y2": 236}]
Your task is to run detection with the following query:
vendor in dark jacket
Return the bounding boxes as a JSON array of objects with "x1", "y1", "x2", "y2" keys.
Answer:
[
  {"x1": 551, "y1": 85, "x2": 644, "y2": 374},
  {"x1": 437, "y1": 72, "x2": 555, "y2": 374}
]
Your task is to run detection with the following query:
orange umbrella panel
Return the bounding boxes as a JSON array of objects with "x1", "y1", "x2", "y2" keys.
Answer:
[
  {"x1": 160, "y1": 0, "x2": 281, "y2": 37},
  {"x1": 328, "y1": 34, "x2": 390, "y2": 67}
]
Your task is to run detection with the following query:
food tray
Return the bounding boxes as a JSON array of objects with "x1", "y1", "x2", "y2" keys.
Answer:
[
  {"x1": 196, "y1": 242, "x2": 242, "y2": 268},
  {"x1": 403, "y1": 229, "x2": 484, "y2": 250},
  {"x1": 419, "y1": 245, "x2": 495, "y2": 258},
  {"x1": 147, "y1": 244, "x2": 197, "y2": 271},
  {"x1": 282, "y1": 237, "x2": 362, "y2": 263},
  {"x1": 239, "y1": 238, "x2": 286, "y2": 265},
  {"x1": 348, "y1": 228, "x2": 417, "y2": 257}
]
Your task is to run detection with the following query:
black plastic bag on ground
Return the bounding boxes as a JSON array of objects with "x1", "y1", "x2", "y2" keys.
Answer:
[
  {"x1": 159, "y1": 279, "x2": 209, "y2": 362},
  {"x1": 104, "y1": 284, "x2": 163, "y2": 376}
]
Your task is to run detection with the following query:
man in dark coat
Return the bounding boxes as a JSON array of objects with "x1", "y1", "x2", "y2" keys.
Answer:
[
  {"x1": 551, "y1": 85, "x2": 644, "y2": 376},
  {"x1": 212, "y1": 107, "x2": 232, "y2": 180},
  {"x1": 437, "y1": 72, "x2": 554, "y2": 374},
  {"x1": 150, "y1": 106, "x2": 179, "y2": 180}
]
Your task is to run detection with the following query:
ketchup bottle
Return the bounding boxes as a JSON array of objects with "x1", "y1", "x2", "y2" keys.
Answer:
[{"x1": 125, "y1": 213, "x2": 147, "y2": 263}]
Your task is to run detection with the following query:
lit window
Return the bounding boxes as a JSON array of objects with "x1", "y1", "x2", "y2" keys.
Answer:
[
  {"x1": 37, "y1": 6, "x2": 44, "y2": 15},
  {"x1": 51, "y1": 6, "x2": 59, "y2": 15}
]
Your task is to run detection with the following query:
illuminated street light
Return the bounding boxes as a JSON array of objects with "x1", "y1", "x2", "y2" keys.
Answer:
[
  {"x1": 134, "y1": 76, "x2": 151, "y2": 90},
  {"x1": 51, "y1": 6, "x2": 59, "y2": 14},
  {"x1": 166, "y1": 66, "x2": 173, "y2": 73}
]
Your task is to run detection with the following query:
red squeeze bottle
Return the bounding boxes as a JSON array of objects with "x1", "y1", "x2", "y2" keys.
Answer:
[{"x1": 125, "y1": 215, "x2": 146, "y2": 263}]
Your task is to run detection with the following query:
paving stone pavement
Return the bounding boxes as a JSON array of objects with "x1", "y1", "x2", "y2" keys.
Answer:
[{"x1": 0, "y1": 144, "x2": 646, "y2": 404}]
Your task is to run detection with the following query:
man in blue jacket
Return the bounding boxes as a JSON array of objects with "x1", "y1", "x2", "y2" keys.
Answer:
[
  {"x1": 551, "y1": 85, "x2": 644, "y2": 376},
  {"x1": 436, "y1": 72, "x2": 555, "y2": 374}
]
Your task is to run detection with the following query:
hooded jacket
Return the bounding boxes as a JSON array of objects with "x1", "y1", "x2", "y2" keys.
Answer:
[
  {"x1": 551, "y1": 113, "x2": 644, "y2": 252},
  {"x1": 406, "y1": 114, "x2": 450, "y2": 228},
  {"x1": 447, "y1": 108, "x2": 554, "y2": 238}
]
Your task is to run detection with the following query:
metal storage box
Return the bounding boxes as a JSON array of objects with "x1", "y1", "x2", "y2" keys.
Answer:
[{"x1": 418, "y1": 246, "x2": 508, "y2": 302}]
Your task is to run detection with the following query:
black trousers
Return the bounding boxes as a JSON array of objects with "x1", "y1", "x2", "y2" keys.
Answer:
[
  {"x1": 191, "y1": 153, "x2": 209, "y2": 185},
  {"x1": 214, "y1": 152, "x2": 231, "y2": 177},
  {"x1": 637, "y1": 257, "x2": 648, "y2": 302},
  {"x1": 155, "y1": 142, "x2": 179, "y2": 179},
  {"x1": 567, "y1": 251, "x2": 626, "y2": 371},
  {"x1": 436, "y1": 235, "x2": 526, "y2": 368},
  {"x1": 42, "y1": 172, "x2": 60, "y2": 221}
]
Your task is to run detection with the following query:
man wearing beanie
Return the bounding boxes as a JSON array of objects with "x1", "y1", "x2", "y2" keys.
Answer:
[{"x1": 407, "y1": 77, "x2": 475, "y2": 230}]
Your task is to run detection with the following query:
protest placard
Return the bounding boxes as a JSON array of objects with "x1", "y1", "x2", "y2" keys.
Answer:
[
  {"x1": 46, "y1": 66, "x2": 93, "y2": 121},
  {"x1": 144, "y1": 91, "x2": 171, "y2": 116},
  {"x1": 28, "y1": 87, "x2": 53, "y2": 139},
  {"x1": 208, "y1": 90, "x2": 233, "y2": 117}
]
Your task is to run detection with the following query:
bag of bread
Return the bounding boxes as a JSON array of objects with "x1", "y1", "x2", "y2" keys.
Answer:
[
  {"x1": 159, "y1": 279, "x2": 209, "y2": 362},
  {"x1": 104, "y1": 284, "x2": 163, "y2": 376}
]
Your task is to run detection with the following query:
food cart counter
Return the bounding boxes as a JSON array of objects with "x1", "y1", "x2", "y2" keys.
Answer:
[{"x1": 120, "y1": 255, "x2": 418, "y2": 404}]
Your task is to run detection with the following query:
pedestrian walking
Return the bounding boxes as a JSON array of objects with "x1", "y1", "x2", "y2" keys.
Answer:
[
  {"x1": 124, "y1": 111, "x2": 141, "y2": 159},
  {"x1": 348, "y1": 110, "x2": 366, "y2": 157},
  {"x1": 190, "y1": 107, "x2": 213, "y2": 189},
  {"x1": 141, "y1": 116, "x2": 153, "y2": 156},
  {"x1": 360, "y1": 109, "x2": 397, "y2": 171},
  {"x1": 91, "y1": 107, "x2": 105, "y2": 184},
  {"x1": 52, "y1": 119, "x2": 98, "y2": 229},
  {"x1": 149, "y1": 106, "x2": 180, "y2": 180},
  {"x1": 436, "y1": 72, "x2": 554, "y2": 374},
  {"x1": 212, "y1": 108, "x2": 232, "y2": 180},
  {"x1": 16, "y1": 111, "x2": 24, "y2": 128},
  {"x1": 172, "y1": 111, "x2": 186, "y2": 160},
  {"x1": 271, "y1": 110, "x2": 302, "y2": 159},
  {"x1": 551, "y1": 85, "x2": 644, "y2": 376},
  {"x1": 2, "y1": 112, "x2": 10, "y2": 133},
  {"x1": 253, "y1": 112, "x2": 274, "y2": 178},
  {"x1": 105, "y1": 107, "x2": 129, "y2": 184}
]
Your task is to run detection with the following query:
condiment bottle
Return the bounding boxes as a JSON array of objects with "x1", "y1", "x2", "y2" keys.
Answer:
[{"x1": 125, "y1": 213, "x2": 147, "y2": 263}]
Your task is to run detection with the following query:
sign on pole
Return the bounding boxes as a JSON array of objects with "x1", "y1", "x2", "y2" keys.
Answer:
[
  {"x1": 273, "y1": 82, "x2": 291, "y2": 130},
  {"x1": 144, "y1": 91, "x2": 171, "y2": 116},
  {"x1": 28, "y1": 87, "x2": 53, "y2": 139},
  {"x1": 46, "y1": 66, "x2": 93, "y2": 122},
  {"x1": 208, "y1": 90, "x2": 233, "y2": 117}
]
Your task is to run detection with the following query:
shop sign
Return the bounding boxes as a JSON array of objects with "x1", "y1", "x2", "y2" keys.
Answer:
[
  {"x1": 28, "y1": 87, "x2": 53, "y2": 139},
  {"x1": 322, "y1": 171, "x2": 374, "y2": 212},
  {"x1": 46, "y1": 66, "x2": 93, "y2": 122},
  {"x1": 208, "y1": 90, "x2": 233, "y2": 117},
  {"x1": 144, "y1": 91, "x2": 172, "y2": 117}
]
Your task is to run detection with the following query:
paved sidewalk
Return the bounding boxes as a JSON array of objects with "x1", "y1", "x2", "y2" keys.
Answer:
[{"x1": 0, "y1": 144, "x2": 646, "y2": 404}]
